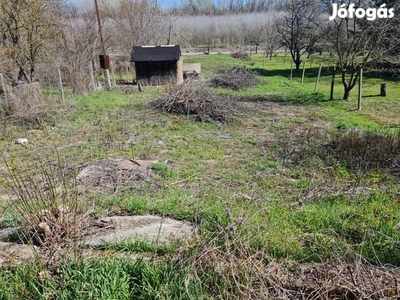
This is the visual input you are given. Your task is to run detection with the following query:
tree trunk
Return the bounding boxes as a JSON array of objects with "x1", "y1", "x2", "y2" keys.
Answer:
[
  {"x1": 341, "y1": 69, "x2": 359, "y2": 101},
  {"x1": 343, "y1": 88, "x2": 350, "y2": 100},
  {"x1": 30, "y1": 67, "x2": 34, "y2": 82},
  {"x1": 295, "y1": 60, "x2": 301, "y2": 70},
  {"x1": 18, "y1": 68, "x2": 29, "y2": 83}
]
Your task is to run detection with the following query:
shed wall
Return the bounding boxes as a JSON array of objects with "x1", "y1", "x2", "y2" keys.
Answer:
[{"x1": 135, "y1": 61, "x2": 178, "y2": 86}]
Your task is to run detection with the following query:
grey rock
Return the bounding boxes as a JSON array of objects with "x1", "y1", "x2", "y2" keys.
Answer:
[{"x1": 84, "y1": 215, "x2": 194, "y2": 248}]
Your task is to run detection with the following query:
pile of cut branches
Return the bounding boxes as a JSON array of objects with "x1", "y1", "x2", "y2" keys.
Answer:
[
  {"x1": 151, "y1": 80, "x2": 244, "y2": 123},
  {"x1": 210, "y1": 66, "x2": 260, "y2": 90},
  {"x1": 230, "y1": 51, "x2": 249, "y2": 60}
]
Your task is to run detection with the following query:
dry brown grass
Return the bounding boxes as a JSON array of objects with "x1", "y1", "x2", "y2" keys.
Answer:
[
  {"x1": 181, "y1": 232, "x2": 400, "y2": 299},
  {"x1": 328, "y1": 130, "x2": 400, "y2": 175},
  {"x1": 0, "y1": 82, "x2": 70, "y2": 127}
]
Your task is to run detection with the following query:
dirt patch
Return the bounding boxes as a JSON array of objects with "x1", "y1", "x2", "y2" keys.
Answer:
[
  {"x1": 84, "y1": 215, "x2": 195, "y2": 248},
  {"x1": 77, "y1": 159, "x2": 155, "y2": 194}
]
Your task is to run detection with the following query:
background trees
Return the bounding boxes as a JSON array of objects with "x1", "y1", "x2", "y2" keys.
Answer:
[
  {"x1": 0, "y1": 0, "x2": 398, "y2": 103},
  {"x1": 0, "y1": 0, "x2": 62, "y2": 82},
  {"x1": 103, "y1": 0, "x2": 160, "y2": 55},
  {"x1": 277, "y1": 0, "x2": 321, "y2": 70},
  {"x1": 322, "y1": 0, "x2": 400, "y2": 100}
]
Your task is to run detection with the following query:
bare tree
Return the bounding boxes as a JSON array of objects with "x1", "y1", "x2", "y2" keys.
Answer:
[
  {"x1": 264, "y1": 15, "x2": 282, "y2": 59},
  {"x1": 103, "y1": 0, "x2": 161, "y2": 55},
  {"x1": 59, "y1": 13, "x2": 99, "y2": 94},
  {"x1": 0, "y1": 0, "x2": 62, "y2": 82},
  {"x1": 246, "y1": 23, "x2": 265, "y2": 54},
  {"x1": 159, "y1": 11, "x2": 180, "y2": 45},
  {"x1": 277, "y1": 0, "x2": 320, "y2": 70},
  {"x1": 322, "y1": 0, "x2": 400, "y2": 100}
]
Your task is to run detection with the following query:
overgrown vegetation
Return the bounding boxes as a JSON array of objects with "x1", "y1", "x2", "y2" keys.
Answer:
[
  {"x1": 4, "y1": 153, "x2": 88, "y2": 267},
  {"x1": 1, "y1": 53, "x2": 400, "y2": 299}
]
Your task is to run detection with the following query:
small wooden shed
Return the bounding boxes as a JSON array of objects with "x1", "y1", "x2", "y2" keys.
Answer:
[{"x1": 130, "y1": 45, "x2": 183, "y2": 86}]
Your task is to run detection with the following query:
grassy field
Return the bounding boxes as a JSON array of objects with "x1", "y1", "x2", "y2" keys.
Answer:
[{"x1": 1, "y1": 53, "x2": 400, "y2": 299}]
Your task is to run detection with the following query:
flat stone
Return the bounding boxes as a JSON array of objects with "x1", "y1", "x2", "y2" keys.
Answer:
[
  {"x1": 0, "y1": 242, "x2": 38, "y2": 266},
  {"x1": 84, "y1": 215, "x2": 194, "y2": 248},
  {"x1": 117, "y1": 159, "x2": 152, "y2": 171},
  {"x1": 0, "y1": 227, "x2": 17, "y2": 242}
]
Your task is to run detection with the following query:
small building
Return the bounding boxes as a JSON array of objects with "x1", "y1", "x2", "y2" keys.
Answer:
[
  {"x1": 183, "y1": 63, "x2": 201, "y2": 80},
  {"x1": 130, "y1": 45, "x2": 183, "y2": 86}
]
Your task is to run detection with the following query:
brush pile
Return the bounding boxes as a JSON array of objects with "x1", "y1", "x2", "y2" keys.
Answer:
[
  {"x1": 151, "y1": 80, "x2": 244, "y2": 123},
  {"x1": 210, "y1": 66, "x2": 260, "y2": 90},
  {"x1": 230, "y1": 51, "x2": 250, "y2": 60}
]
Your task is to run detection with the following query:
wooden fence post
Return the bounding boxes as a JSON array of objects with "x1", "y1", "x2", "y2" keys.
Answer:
[
  {"x1": 301, "y1": 61, "x2": 306, "y2": 84},
  {"x1": 314, "y1": 63, "x2": 322, "y2": 91},
  {"x1": 380, "y1": 83, "x2": 387, "y2": 96},
  {"x1": 358, "y1": 67, "x2": 363, "y2": 111},
  {"x1": 105, "y1": 69, "x2": 111, "y2": 90},
  {"x1": 330, "y1": 66, "x2": 336, "y2": 100},
  {"x1": 110, "y1": 60, "x2": 116, "y2": 86},
  {"x1": 58, "y1": 67, "x2": 65, "y2": 103},
  {"x1": 89, "y1": 61, "x2": 95, "y2": 91}
]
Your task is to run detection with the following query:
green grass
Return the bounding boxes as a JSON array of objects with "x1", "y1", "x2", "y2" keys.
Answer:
[
  {"x1": 0, "y1": 259, "x2": 201, "y2": 299},
  {"x1": 185, "y1": 53, "x2": 400, "y2": 130},
  {"x1": 1, "y1": 53, "x2": 400, "y2": 298}
]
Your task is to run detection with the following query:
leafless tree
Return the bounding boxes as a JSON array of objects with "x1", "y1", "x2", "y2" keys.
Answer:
[
  {"x1": 264, "y1": 15, "x2": 282, "y2": 59},
  {"x1": 159, "y1": 11, "x2": 180, "y2": 45},
  {"x1": 103, "y1": 0, "x2": 161, "y2": 55},
  {"x1": 246, "y1": 23, "x2": 266, "y2": 54},
  {"x1": 322, "y1": 0, "x2": 400, "y2": 100},
  {"x1": 277, "y1": 0, "x2": 320, "y2": 70},
  {"x1": 0, "y1": 0, "x2": 63, "y2": 82},
  {"x1": 58, "y1": 13, "x2": 99, "y2": 94}
]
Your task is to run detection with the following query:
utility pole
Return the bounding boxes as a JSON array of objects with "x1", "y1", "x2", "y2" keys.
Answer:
[{"x1": 94, "y1": 0, "x2": 111, "y2": 90}]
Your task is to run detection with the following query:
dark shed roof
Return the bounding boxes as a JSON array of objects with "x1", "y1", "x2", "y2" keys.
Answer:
[{"x1": 131, "y1": 45, "x2": 181, "y2": 62}]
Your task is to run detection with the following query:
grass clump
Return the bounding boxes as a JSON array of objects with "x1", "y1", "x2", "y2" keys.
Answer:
[
  {"x1": 210, "y1": 66, "x2": 260, "y2": 90},
  {"x1": 0, "y1": 258, "x2": 201, "y2": 300},
  {"x1": 151, "y1": 80, "x2": 245, "y2": 123}
]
